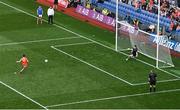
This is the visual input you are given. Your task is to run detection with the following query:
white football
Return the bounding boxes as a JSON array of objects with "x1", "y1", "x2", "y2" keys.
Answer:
[{"x1": 44, "y1": 59, "x2": 48, "y2": 62}]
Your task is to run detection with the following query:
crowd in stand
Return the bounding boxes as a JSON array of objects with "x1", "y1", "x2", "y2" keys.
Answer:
[
  {"x1": 121, "y1": 0, "x2": 180, "y2": 22},
  {"x1": 121, "y1": 1, "x2": 180, "y2": 28},
  {"x1": 70, "y1": 0, "x2": 180, "y2": 40},
  {"x1": 120, "y1": 0, "x2": 180, "y2": 40}
]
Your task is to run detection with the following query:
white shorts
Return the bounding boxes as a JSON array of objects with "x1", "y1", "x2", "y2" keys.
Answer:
[{"x1": 38, "y1": 15, "x2": 42, "y2": 18}]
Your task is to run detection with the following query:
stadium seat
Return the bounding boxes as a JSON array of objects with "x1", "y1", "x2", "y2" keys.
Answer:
[{"x1": 97, "y1": 1, "x2": 179, "y2": 36}]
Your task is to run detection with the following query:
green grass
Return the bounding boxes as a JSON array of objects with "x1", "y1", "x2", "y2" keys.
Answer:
[{"x1": 0, "y1": 0, "x2": 180, "y2": 109}]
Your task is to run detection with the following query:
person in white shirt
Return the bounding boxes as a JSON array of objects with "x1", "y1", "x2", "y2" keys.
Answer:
[{"x1": 47, "y1": 7, "x2": 54, "y2": 24}]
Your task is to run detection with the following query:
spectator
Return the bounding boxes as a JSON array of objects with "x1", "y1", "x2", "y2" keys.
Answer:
[
  {"x1": 93, "y1": 7, "x2": 96, "y2": 11},
  {"x1": 132, "y1": 0, "x2": 136, "y2": 7},
  {"x1": 107, "y1": 11, "x2": 115, "y2": 18},
  {"x1": 160, "y1": 9, "x2": 166, "y2": 16},
  {"x1": 134, "y1": 1, "x2": 140, "y2": 9},
  {"x1": 176, "y1": 23, "x2": 180, "y2": 31},
  {"x1": 97, "y1": 0, "x2": 104, "y2": 3},
  {"x1": 102, "y1": 8, "x2": 109, "y2": 15},
  {"x1": 53, "y1": 0, "x2": 58, "y2": 9},
  {"x1": 148, "y1": 24, "x2": 155, "y2": 33},
  {"x1": 145, "y1": 0, "x2": 150, "y2": 9},
  {"x1": 68, "y1": 0, "x2": 74, "y2": 7},
  {"x1": 124, "y1": 13, "x2": 132, "y2": 24},
  {"x1": 170, "y1": 0, "x2": 176, "y2": 7},
  {"x1": 133, "y1": 18, "x2": 139, "y2": 29},
  {"x1": 141, "y1": 0, "x2": 147, "y2": 10},
  {"x1": 173, "y1": 8, "x2": 179, "y2": 21},
  {"x1": 47, "y1": 7, "x2": 54, "y2": 24},
  {"x1": 168, "y1": 21, "x2": 178, "y2": 39},
  {"x1": 169, "y1": 20, "x2": 175, "y2": 31},
  {"x1": 73, "y1": 0, "x2": 81, "y2": 7},
  {"x1": 86, "y1": 2, "x2": 91, "y2": 8},
  {"x1": 128, "y1": 0, "x2": 133, "y2": 5},
  {"x1": 122, "y1": 0, "x2": 128, "y2": 4}
]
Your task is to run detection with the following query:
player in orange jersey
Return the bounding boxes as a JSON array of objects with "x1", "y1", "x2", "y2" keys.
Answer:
[{"x1": 15, "y1": 54, "x2": 29, "y2": 74}]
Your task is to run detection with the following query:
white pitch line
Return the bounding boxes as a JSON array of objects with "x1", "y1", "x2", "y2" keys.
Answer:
[
  {"x1": 51, "y1": 46, "x2": 133, "y2": 85},
  {"x1": 0, "y1": 81, "x2": 48, "y2": 110},
  {"x1": 0, "y1": 1, "x2": 178, "y2": 80},
  {"x1": 46, "y1": 88, "x2": 180, "y2": 108},
  {"x1": 136, "y1": 57, "x2": 180, "y2": 79},
  {"x1": 132, "y1": 78, "x2": 180, "y2": 86},
  {"x1": 158, "y1": 68, "x2": 180, "y2": 79},
  {"x1": 119, "y1": 51, "x2": 180, "y2": 79},
  {"x1": 0, "y1": 36, "x2": 81, "y2": 47},
  {"x1": 54, "y1": 42, "x2": 94, "y2": 47},
  {"x1": 53, "y1": 42, "x2": 180, "y2": 86}
]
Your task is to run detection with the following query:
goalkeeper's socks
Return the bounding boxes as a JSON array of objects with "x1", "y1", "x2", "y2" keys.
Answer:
[{"x1": 150, "y1": 88, "x2": 152, "y2": 92}]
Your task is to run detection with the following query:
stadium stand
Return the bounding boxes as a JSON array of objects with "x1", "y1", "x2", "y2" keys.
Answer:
[{"x1": 95, "y1": 0, "x2": 180, "y2": 42}]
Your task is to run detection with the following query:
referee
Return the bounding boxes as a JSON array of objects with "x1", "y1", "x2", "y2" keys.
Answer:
[
  {"x1": 47, "y1": 7, "x2": 54, "y2": 24},
  {"x1": 148, "y1": 70, "x2": 157, "y2": 92}
]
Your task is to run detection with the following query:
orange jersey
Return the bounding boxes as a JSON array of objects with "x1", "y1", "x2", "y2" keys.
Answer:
[{"x1": 21, "y1": 57, "x2": 28, "y2": 66}]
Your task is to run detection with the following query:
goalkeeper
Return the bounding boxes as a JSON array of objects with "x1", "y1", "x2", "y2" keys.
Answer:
[{"x1": 126, "y1": 45, "x2": 138, "y2": 61}]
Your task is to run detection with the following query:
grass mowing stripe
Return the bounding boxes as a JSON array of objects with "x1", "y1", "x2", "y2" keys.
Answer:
[
  {"x1": 54, "y1": 42, "x2": 94, "y2": 47},
  {"x1": 121, "y1": 51, "x2": 180, "y2": 79},
  {"x1": 132, "y1": 78, "x2": 180, "y2": 86},
  {"x1": 46, "y1": 88, "x2": 180, "y2": 108},
  {"x1": 134, "y1": 57, "x2": 180, "y2": 78},
  {"x1": 119, "y1": 51, "x2": 180, "y2": 79},
  {"x1": 0, "y1": 1, "x2": 178, "y2": 82},
  {"x1": 0, "y1": 36, "x2": 80, "y2": 47},
  {"x1": 51, "y1": 46, "x2": 133, "y2": 85},
  {"x1": 171, "y1": 70, "x2": 180, "y2": 75},
  {"x1": 0, "y1": 81, "x2": 48, "y2": 110}
]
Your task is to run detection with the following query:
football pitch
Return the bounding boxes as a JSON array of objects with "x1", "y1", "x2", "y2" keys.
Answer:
[{"x1": 0, "y1": 0, "x2": 180, "y2": 109}]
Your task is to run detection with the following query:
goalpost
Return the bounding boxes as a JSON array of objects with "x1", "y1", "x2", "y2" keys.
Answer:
[{"x1": 115, "y1": 0, "x2": 174, "y2": 68}]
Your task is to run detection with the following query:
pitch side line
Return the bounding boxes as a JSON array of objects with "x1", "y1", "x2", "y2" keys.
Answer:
[
  {"x1": 51, "y1": 46, "x2": 133, "y2": 85},
  {"x1": 54, "y1": 42, "x2": 94, "y2": 47},
  {"x1": 0, "y1": 81, "x2": 48, "y2": 110},
  {"x1": 132, "y1": 78, "x2": 180, "y2": 86},
  {"x1": 46, "y1": 88, "x2": 180, "y2": 108},
  {"x1": 0, "y1": 1, "x2": 178, "y2": 79},
  {"x1": 0, "y1": 36, "x2": 81, "y2": 47}
]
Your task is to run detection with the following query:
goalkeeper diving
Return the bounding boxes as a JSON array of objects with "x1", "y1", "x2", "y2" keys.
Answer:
[{"x1": 126, "y1": 45, "x2": 138, "y2": 61}]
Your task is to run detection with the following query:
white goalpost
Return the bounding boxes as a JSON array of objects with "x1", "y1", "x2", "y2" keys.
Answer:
[
  {"x1": 156, "y1": 0, "x2": 160, "y2": 68},
  {"x1": 115, "y1": 0, "x2": 174, "y2": 68}
]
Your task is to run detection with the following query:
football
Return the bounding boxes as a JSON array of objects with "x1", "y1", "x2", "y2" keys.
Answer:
[{"x1": 44, "y1": 59, "x2": 48, "y2": 62}]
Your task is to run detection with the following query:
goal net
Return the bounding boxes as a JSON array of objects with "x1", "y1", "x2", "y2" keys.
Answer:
[
  {"x1": 115, "y1": 0, "x2": 175, "y2": 68},
  {"x1": 116, "y1": 21, "x2": 174, "y2": 68}
]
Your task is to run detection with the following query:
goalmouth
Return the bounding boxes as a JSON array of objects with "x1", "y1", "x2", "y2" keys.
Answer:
[{"x1": 115, "y1": 0, "x2": 174, "y2": 69}]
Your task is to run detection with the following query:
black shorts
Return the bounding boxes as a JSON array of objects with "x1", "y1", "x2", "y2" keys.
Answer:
[
  {"x1": 132, "y1": 52, "x2": 136, "y2": 57},
  {"x1": 149, "y1": 81, "x2": 156, "y2": 85},
  {"x1": 54, "y1": 0, "x2": 58, "y2": 4}
]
